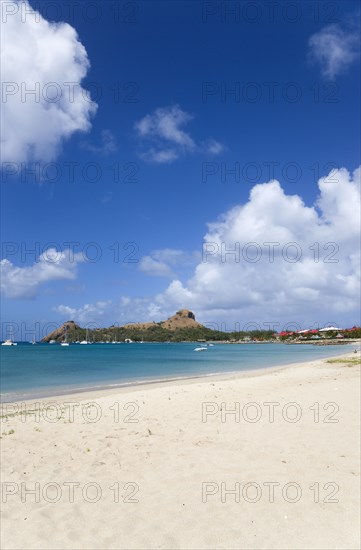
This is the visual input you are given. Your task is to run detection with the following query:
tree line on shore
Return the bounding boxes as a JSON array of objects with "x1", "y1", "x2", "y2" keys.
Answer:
[{"x1": 48, "y1": 324, "x2": 361, "y2": 343}]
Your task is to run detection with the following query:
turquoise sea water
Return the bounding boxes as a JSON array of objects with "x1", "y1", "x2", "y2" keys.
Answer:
[{"x1": 0, "y1": 342, "x2": 354, "y2": 402}]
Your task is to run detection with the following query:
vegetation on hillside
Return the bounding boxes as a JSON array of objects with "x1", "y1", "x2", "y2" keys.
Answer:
[{"x1": 62, "y1": 325, "x2": 277, "y2": 343}]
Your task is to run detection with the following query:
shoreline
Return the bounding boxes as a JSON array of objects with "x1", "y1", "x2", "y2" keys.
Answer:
[
  {"x1": 4, "y1": 338, "x2": 359, "y2": 345},
  {"x1": 1, "y1": 347, "x2": 359, "y2": 408},
  {"x1": 0, "y1": 348, "x2": 361, "y2": 410}
]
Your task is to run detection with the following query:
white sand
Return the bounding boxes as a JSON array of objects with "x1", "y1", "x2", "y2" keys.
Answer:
[{"x1": 1, "y1": 351, "x2": 360, "y2": 549}]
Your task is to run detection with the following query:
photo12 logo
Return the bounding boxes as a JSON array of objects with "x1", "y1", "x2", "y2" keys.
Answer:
[
  {"x1": 202, "y1": 481, "x2": 340, "y2": 503},
  {"x1": 1, "y1": 81, "x2": 140, "y2": 106},
  {"x1": 1, "y1": 481, "x2": 140, "y2": 504},
  {"x1": 1, "y1": 400, "x2": 140, "y2": 424},
  {"x1": 202, "y1": 241, "x2": 339, "y2": 264},
  {"x1": 201, "y1": 1, "x2": 341, "y2": 24},
  {"x1": 1, "y1": 1, "x2": 140, "y2": 24},
  {"x1": 201, "y1": 81, "x2": 339, "y2": 104},
  {"x1": 201, "y1": 161, "x2": 341, "y2": 184},
  {"x1": 201, "y1": 401, "x2": 340, "y2": 424},
  {"x1": 1, "y1": 161, "x2": 140, "y2": 185},
  {"x1": 1, "y1": 241, "x2": 140, "y2": 264}
]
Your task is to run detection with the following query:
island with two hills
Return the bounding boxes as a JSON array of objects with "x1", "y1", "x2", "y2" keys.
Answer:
[{"x1": 42, "y1": 309, "x2": 361, "y2": 344}]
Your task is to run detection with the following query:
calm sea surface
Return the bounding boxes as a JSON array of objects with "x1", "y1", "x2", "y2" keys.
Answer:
[{"x1": 0, "y1": 342, "x2": 354, "y2": 402}]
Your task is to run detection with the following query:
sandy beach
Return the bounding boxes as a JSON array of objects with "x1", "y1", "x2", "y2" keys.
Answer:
[{"x1": 1, "y1": 351, "x2": 360, "y2": 550}]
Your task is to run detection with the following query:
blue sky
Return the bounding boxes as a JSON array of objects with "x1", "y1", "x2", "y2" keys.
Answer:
[{"x1": 1, "y1": 0, "x2": 360, "y2": 339}]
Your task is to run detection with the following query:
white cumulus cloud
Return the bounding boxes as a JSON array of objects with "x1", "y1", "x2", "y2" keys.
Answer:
[
  {"x1": 54, "y1": 301, "x2": 112, "y2": 324},
  {"x1": 52, "y1": 167, "x2": 361, "y2": 329},
  {"x1": 153, "y1": 166, "x2": 360, "y2": 327},
  {"x1": 1, "y1": 248, "x2": 84, "y2": 299},
  {"x1": 139, "y1": 256, "x2": 175, "y2": 278},
  {"x1": 1, "y1": 0, "x2": 97, "y2": 164},
  {"x1": 54, "y1": 297, "x2": 161, "y2": 326},
  {"x1": 308, "y1": 20, "x2": 360, "y2": 80},
  {"x1": 135, "y1": 105, "x2": 224, "y2": 163}
]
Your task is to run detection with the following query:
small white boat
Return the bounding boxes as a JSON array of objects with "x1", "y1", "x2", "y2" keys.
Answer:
[
  {"x1": 125, "y1": 338, "x2": 133, "y2": 343},
  {"x1": 1, "y1": 339, "x2": 17, "y2": 346},
  {"x1": 194, "y1": 346, "x2": 207, "y2": 352},
  {"x1": 49, "y1": 339, "x2": 56, "y2": 344},
  {"x1": 80, "y1": 329, "x2": 89, "y2": 344},
  {"x1": 61, "y1": 327, "x2": 70, "y2": 346},
  {"x1": 60, "y1": 326, "x2": 69, "y2": 347}
]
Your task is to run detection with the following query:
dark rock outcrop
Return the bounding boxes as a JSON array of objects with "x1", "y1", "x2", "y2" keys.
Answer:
[{"x1": 160, "y1": 310, "x2": 201, "y2": 330}]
